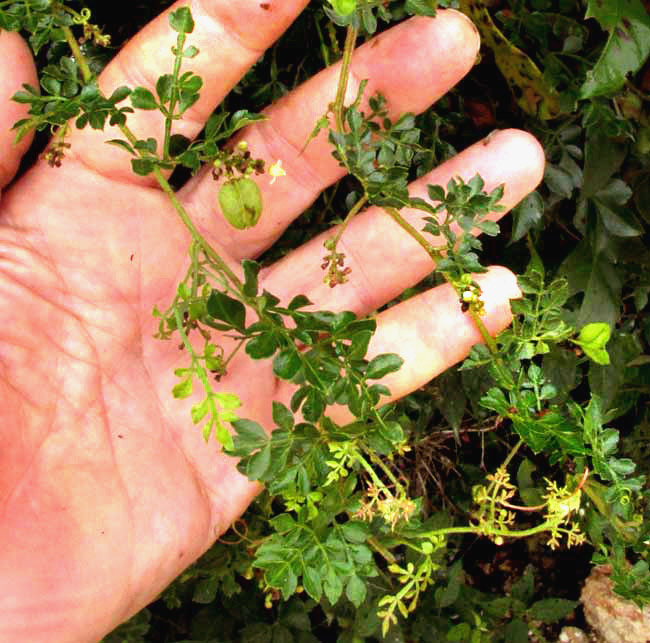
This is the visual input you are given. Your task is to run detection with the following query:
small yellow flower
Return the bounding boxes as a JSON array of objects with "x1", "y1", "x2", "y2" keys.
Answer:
[{"x1": 269, "y1": 159, "x2": 286, "y2": 185}]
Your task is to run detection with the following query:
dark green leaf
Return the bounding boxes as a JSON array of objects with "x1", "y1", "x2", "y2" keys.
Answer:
[
  {"x1": 435, "y1": 560, "x2": 463, "y2": 608},
  {"x1": 193, "y1": 576, "x2": 219, "y2": 604},
  {"x1": 504, "y1": 619, "x2": 529, "y2": 643},
  {"x1": 447, "y1": 624, "x2": 471, "y2": 641},
  {"x1": 109, "y1": 86, "x2": 131, "y2": 103},
  {"x1": 246, "y1": 332, "x2": 278, "y2": 359},
  {"x1": 302, "y1": 389, "x2": 325, "y2": 422},
  {"x1": 404, "y1": 0, "x2": 437, "y2": 17},
  {"x1": 131, "y1": 158, "x2": 155, "y2": 176},
  {"x1": 130, "y1": 87, "x2": 158, "y2": 110},
  {"x1": 41, "y1": 77, "x2": 61, "y2": 96},
  {"x1": 155, "y1": 74, "x2": 174, "y2": 103},
  {"x1": 106, "y1": 139, "x2": 135, "y2": 155},
  {"x1": 79, "y1": 82, "x2": 100, "y2": 102},
  {"x1": 227, "y1": 110, "x2": 266, "y2": 137},
  {"x1": 207, "y1": 290, "x2": 246, "y2": 332},
  {"x1": 231, "y1": 418, "x2": 268, "y2": 445},
  {"x1": 560, "y1": 242, "x2": 622, "y2": 328},
  {"x1": 480, "y1": 387, "x2": 509, "y2": 415},
  {"x1": 510, "y1": 191, "x2": 544, "y2": 243},
  {"x1": 544, "y1": 164, "x2": 574, "y2": 198},
  {"x1": 272, "y1": 401, "x2": 294, "y2": 431},
  {"x1": 288, "y1": 295, "x2": 312, "y2": 310},
  {"x1": 246, "y1": 443, "x2": 272, "y2": 480},
  {"x1": 134, "y1": 137, "x2": 157, "y2": 153},
  {"x1": 205, "y1": 112, "x2": 229, "y2": 140},
  {"x1": 378, "y1": 420, "x2": 404, "y2": 443},
  {"x1": 582, "y1": 132, "x2": 627, "y2": 197},
  {"x1": 365, "y1": 353, "x2": 404, "y2": 379},
  {"x1": 528, "y1": 598, "x2": 578, "y2": 623},
  {"x1": 433, "y1": 369, "x2": 467, "y2": 436},
  {"x1": 580, "y1": 0, "x2": 650, "y2": 98},
  {"x1": 169, "y1": 6, "x2": 195, "y2": 33},
  {"x1": 168, "y1": 134, "x2": 190, "y2": 157},
  {"x1": 347, "y1": 330, "x2": 373, "y2": 360},
  {"x1": 242, "y1": 260, "x2": 260, "y2": 297},
  {"x1": 180, "y1": 72, "x2": 203, "y2": 94},
  {"x1": 511, "y1": 566, "x2": 535, "y2": 604},
  {"x1": 273, "y1": 349, "x2": 302, "y2": 380}
]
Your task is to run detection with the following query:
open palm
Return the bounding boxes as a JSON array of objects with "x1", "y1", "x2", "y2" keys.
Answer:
[{"x1": 0, "y1": 3, "x2": 543, "y2": 641}]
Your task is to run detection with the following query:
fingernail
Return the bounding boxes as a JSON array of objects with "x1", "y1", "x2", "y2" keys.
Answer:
[{"x1": 446, "y1": 8, "x2": 481, "y2": 51}]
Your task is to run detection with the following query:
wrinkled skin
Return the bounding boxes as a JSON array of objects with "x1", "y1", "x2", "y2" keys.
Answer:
[{"x1": 0, "y1": 2, "x2": 544, "y2": 641}]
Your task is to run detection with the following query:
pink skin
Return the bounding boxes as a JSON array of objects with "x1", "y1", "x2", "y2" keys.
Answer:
[{"x1": 0, "y1": 3, "x2": 544, "y2": 641}]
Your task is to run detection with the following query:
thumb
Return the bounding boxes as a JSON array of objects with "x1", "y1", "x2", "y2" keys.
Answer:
[{"x1": 0, "y1": 30, "x2": 37, "y2": 192}]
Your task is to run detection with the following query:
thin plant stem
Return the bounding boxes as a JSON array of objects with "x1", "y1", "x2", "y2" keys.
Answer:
[
  {"x1": 62, "y1": 25, "x2": 93, "y2": 83},
  {"x1": 328, "y1": 193, "x2": 368, "y2": 248},
  {"x1": 153, "y1": 165, "x2": 243, "y2": 291},
  {"x1": 163, "y1": 32, "x2": 187, "y2": 160},
  {"x1": 333, "y1": 25, "x2": 358, "y2": 132}
]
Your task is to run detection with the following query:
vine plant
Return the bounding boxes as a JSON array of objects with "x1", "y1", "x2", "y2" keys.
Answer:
[{"x1": 2, "y1": 0, "x2": 648, "y2": 638}]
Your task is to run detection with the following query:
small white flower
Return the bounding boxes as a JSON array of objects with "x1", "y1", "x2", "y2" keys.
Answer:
[{"x1": 269, "y1": 159, "x2": 286, "y2": 185}]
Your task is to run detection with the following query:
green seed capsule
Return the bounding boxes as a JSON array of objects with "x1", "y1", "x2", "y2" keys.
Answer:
[{"x1": 218, "y1": 177, "x2": 263, "y2": 229}]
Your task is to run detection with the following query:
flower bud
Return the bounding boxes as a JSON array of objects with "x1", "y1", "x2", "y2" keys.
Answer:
[{"x1": 218, "y1": 177, "x2": 263, "y2": 229}]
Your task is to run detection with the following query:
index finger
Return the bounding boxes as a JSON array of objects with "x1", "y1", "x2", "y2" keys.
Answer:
[{"x1": 66, "y1": 0, "x2": 309, "y2": 182}]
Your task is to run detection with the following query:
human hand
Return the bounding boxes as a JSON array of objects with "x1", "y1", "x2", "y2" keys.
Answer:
[{"x1": 0, "y1": 3, "x2": 544, "y2": 641}]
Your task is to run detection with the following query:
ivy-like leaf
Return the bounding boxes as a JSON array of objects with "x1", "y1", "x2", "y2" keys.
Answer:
[
  {"x1": 510, "y1": 191, "x2": 544, "y2": 244},
  {"x1": 580, "y1": 0, "x2": 650, "y2": 98}
]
